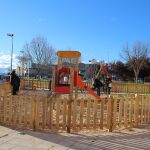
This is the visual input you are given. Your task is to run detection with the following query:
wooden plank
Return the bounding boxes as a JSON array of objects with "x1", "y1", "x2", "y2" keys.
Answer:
[
  {"x1": 14, "y1": 96, "x2": 18, "y2": 126},
  {"x1": 141, "y1": 96, "x2": 144, "y2": 124},
  {"x1": 80, "y1": 99, "x2": 84, "y2": 130},
  {"x1": 86, "y1": 99, "x2": 91, "y2": 129},
  {"x1": 93, "y1": 99, "x2": 98, "y2": 129},
  {"x1": 24, "y1": 97, "x2": 28, "y2": 127},
  {"x1": 134, "y1": 96, "x2": 139, "y2": 127},
  {"x1": 72, "y1": 99, "x2": 77, "y2": 131},
  {"x1": 113, "y1": 97, "x2": 117, "y2": 129},
  {"x1": 36, "y1": 97, "x2": 39, "y2": 129},
  {"x1": 119, "y1": 99, "x2": 123, "y2": 128},
  {"x1": 49, "y1": 96, "x2": 53, "y2": 129},
  {"x1": 129, "y1": 98, "x2": 133, "y2": 128},
  {"x1": 33, "y1": 96, "x2": 37, "y2": 131},
  {"x1": 145, "y1": 97, "x2": 148, "y2": 123},
  {"x1": 67, "y1": 67, "x2": 73, "y2": 133},
  {"x1": 107, "y1": 98, "x2": 111, "y2": 129},
  {"x1": 56, "y1": 98, "x2": 60, "y2": 130},
  {"x1": 143, "y1": 96, "x2": 146, "y2": 123},
  {"x1": 62, "y1": 99, "x2": 67, "y2": 130},
  {"x1": 19, "y1": 96, "x2": 23, "y2": 125},
  {"x1": 0, "y1": 93, "x2": 2, "y2": 123},
  {"x1": 124, "y1": 98, "x2": 128, "y2": 128},
  {"x1": 148, "y1": 97, "x2": 150, "y2": 122},
  {"x1": 9, "y1": 96, "x2": 12, "y2": 124},
  {"x1": 109, "y1": 98, "x2": 114, "y2": 132},
  {"x1": 3, "y1": 95, "x2": 7, "y2": 125},
  {"x1": 30, "y1": 97, "x2": 34, "y2": 129},
  {"x1": 42, "y1": 96, "x2": 47, "y2": 129},
  {"x1": 100, "y1": 98, "x2": 104, "y2": 129}
]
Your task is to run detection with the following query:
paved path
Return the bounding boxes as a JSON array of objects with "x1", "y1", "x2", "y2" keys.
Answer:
[{"x1": 0, "y1": 125, "x2": 150, "y2": 150}]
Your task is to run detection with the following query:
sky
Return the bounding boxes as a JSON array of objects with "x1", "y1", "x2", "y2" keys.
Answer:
[{"x1": 0, "y1": 0, "x2": 150, "y2": 72}]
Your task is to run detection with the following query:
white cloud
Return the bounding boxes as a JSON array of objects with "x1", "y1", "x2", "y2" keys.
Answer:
[{"x1": 0, "y1": 54, "x2": 18, "y2": 69}]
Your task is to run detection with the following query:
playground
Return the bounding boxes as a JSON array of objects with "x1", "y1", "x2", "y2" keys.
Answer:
[{"x1": 0, "y1": 51, "x2": 150, "y2": 134}]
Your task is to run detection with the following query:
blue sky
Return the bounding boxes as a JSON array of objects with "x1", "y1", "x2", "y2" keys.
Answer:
[{"x1": 0, "y1": 0, "x2": 150, "y2": 71}]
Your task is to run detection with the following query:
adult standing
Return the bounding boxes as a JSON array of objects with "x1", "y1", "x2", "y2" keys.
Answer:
[
  {"x1": 93, "y1": 77, "x2": 103, "y2": 96},
  {"x1": 11, "y1": 70, "x2": 20, "y2": 95},
  {"x1": 105, "y1": 76, "x2": 112, "y2": 96}
]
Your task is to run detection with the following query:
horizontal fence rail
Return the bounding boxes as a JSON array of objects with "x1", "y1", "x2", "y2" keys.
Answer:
[{"x1": 0, "y1": 94, "x2": 150, "y2": 132}]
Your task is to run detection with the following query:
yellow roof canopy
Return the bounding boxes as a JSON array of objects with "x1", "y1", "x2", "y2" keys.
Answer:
[{"x1": 57, "y1": 51, "x2": 81, "y2": 58}]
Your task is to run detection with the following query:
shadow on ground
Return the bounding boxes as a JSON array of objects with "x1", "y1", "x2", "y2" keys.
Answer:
[{"x1": 2, "y1": 123, "x2": 150, "y2": 150}]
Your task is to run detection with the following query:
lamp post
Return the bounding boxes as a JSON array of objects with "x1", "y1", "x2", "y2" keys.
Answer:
[{"x1": 7, "y1": 33, "x2": 14, "y2": 73}]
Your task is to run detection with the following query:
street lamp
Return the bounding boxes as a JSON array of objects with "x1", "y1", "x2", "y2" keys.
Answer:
[{"x1": 7, "y1": 33, "x2": 14, "y2": 73}]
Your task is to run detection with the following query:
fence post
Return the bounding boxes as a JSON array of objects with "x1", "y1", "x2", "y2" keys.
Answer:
[
  {"x1": 109, "y1": 97, "x2": 114, "y2": 132},
  {"x1": 49, "y1": 96, "x2": 53, "y2": 129},
  {"x1": 134, "y1": 95, "x2": 139, "y2": 127},
  {"x1": 33, "y1": 96, "x2": 38, "y2": 131},
  {"x1": 67, "y1": 67, "x2": 74, "y2": 133},
  {"x1": 100, "y1": 98, "x2": 104, "y2": 129},
  {"x1": 3, "y1": 95, "x2": 7, "y2": 125}
]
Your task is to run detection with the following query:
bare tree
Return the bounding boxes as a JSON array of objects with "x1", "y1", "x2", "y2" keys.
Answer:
[
  {"x1": 122, "y1": 41, "x2": 148, "y2": 82},
  {"x1": 22, "y1": 36, "x2": 56, "y2": 76}
]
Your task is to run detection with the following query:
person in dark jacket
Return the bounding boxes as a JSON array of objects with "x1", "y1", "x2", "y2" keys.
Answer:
[
  {"x1": 11, "y1": 70, "x2": 20, "y2": 95},
  {"x1": 105, "y1": 76, "x2": 112, "y2": 95},
  {"x1": 93, "y1": 77, "x2": 103, "y2": 96}
]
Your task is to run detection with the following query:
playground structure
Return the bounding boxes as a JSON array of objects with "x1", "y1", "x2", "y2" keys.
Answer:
[
  {"x1": 83, "y1": 59, "x2": 110, "y2": 81},
  {"x1": 51, "y1": 51, "x2": 100, "y2": 99}
]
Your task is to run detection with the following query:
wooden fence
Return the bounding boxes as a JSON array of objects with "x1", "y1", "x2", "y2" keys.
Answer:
[
  {"x1": 0, "y1": 93, "x2": 150, "y2": 132},
  {"x1": 21, "y1": 79, "x2": 150, "y2": 94},
  {"x1": 0, "y1": 82, "x2": 11, "y2": 94},
  {"x1": 20, "y1": 80, "x2": 51, "y2": 90}
]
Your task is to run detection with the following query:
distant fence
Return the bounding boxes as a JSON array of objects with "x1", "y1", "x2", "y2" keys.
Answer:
[
  {"x1": 20, "y1": 80, "x2": 51, "y2": 90},
  {"x1": 112, "y1": 82, "x2": 150, "y2": 94},
  {"x1": 0, "y1": 93, "x2": 150, "y2": 132},
  {"x1": 21, "y1": 79, "x2": 150, "y2": 94}
]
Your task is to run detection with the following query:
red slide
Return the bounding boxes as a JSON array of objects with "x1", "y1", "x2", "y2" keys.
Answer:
[{"x1": 77, "y1": 76, "x2": 100, "y2": 100}]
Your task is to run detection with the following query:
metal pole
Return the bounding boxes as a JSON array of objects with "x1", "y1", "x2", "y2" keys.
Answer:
[
  {"x1": 7, "y1": 33, "x2": 14, "y2": 73},
  {"x1": 10, "y1": 35, "x2": 13, "y2": 73}
]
